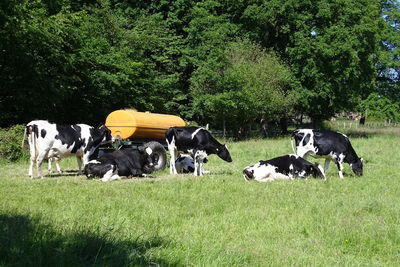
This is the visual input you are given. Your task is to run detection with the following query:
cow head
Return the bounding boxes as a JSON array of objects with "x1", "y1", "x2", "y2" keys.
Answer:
[
  {"x1": 243, "y1": 166, "x2": 255, "y2": 181},
  {"x1": 98, "y1": 125, "x2": 112, "y2": 144},
  {"x1": 138, "y1": 146, "x2": 155, "y2": 173},
  {"x1": 243, "y1": 162, "x2": 265, "y2": 181},
  {"x1": 350, "y1": 157, "x2": 363, "y2": 176},
  {"x1": 216, "y1": 144, "x2": 232, "y2": 162},
  {"x1": 84, "y1": 160, "x2": 116, "y2": 179}
]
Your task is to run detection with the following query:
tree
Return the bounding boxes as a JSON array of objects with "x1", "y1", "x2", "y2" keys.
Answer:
[
  {"x1": 239, "y1": 0, "x2": 387, "y2": 124},
  {"x1": 190, "y1": 39, "x2": 297, "y2": 136}
]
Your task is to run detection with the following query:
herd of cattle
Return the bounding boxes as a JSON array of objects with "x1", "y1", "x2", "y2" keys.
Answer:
[{"x1": 24, "y1": 120, "x2": 363, "y2": 182}]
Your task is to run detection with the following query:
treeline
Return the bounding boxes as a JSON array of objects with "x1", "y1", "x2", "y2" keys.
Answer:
[{"x1": 1, "y1": 0, "x2": 399, "y2": 134}]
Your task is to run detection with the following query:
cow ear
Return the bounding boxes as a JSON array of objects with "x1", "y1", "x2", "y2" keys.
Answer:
[{"x1": 137, "y1": 146, "x2": 145, "y2": 152}]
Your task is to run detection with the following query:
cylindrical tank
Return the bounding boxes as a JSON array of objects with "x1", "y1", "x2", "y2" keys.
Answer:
[{"x1": 105, "y1": 109, "x2": 185, "y2": 140}]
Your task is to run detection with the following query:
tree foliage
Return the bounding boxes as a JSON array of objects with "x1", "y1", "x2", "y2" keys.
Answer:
[{"x1": 0, "y1": 0, "x2": 398, "y2": 133}]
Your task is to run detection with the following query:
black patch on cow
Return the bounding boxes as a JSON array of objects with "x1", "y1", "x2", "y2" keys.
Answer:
[
  {"x1": 55, "y1": 124, "x2": 84, "y2": 153},
  {"x1": 40, "y1": 129, "x2": 47, "y2": 138},
  {"x1": 302, "y1": 134, "x2": 310, "y2": 146},
  {"x1": 33, "y1": 125, "x2": 39, "y2": 138}
]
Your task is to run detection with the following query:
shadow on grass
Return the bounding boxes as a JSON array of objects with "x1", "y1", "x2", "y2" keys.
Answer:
[{"x1": 0, "y1": 214, "x2": 176, "y2": 266}]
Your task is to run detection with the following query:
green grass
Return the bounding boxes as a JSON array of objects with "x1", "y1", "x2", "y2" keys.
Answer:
[{"x1": 1, "y1": 129, "x2": 400, "y2": 266}]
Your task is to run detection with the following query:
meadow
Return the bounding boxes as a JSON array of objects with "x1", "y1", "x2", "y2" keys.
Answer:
[{"x1": 1, "y1": 125, "x2": 400, "y2": 266}]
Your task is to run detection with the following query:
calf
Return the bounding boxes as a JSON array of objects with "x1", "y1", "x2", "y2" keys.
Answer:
[
  {"x1": 25, "y1": 120, "x2": 111, "y2": 178},
  {"x1": 243, "y1": 154, "x2": 325, "y2": 182},
  {"x1": 175, "y1": 153, "x2": 209, "y2": 175},
  {"x1": 292, "y1": 129, "x2": 363, "y2": 178},
  {"x1": 166, "y1": 126, "x2": 232, "y2": 176},
  {"x1": 84, "y1": 147, "x2": 154, "y2": 182}
]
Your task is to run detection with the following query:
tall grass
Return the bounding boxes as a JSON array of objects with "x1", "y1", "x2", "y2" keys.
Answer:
[{"x1": 0, "y1": 129, "x2": 399, "y2": 266}]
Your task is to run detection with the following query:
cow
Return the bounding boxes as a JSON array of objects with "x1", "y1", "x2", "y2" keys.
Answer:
[
  {"x1": 243, "y1": 154, "x2": 325, "y2": 182},
  {"x1": 165, "y1": 126, "x2": 232, "y2": 176},
  {"x1": 292, "y1": 129, "x2": 363, "y2": 178},
  {"x1": 25, "y1": 120, "x2": 112, "y2": 178},
  {"x1": 83, "y1": 147, "x2": 155, "y2": 182},
  {"x1": 174, "y1": 153, "x2": 210, "y2": 174},
  {"x1": 175, "y1": 155, "x2": 195, "y2": 174}
]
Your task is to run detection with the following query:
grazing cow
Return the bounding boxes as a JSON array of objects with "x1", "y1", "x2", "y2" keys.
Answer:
[
  {"x1": 292, "y1": 129, "x2": 363, "y2": 178},
  {"x1": 84, "y1": 147, "x2": 155, "y2": 182},
  {"x1": 26, "y1": 120, "x2": 112, "y2": 178},
  {"x1": 166, "y1": 126, "x2": 232, "y2": 176},
  {"x1": 243, "y1": 154, "x2": 325, "y2": 182}
]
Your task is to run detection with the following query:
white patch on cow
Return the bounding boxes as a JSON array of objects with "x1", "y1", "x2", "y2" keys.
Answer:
[
  {"x1": 295, "y1": 129, "x2": 318, "y2": 158},
  {"x1": 191, "y1": 128, "x2": 203, "y2": 139},
  {"x1": 317, "y1": 164, "x2": 326, "y2": 180},
  {"x1": 289, "y1": 164, "x2": 294, "y2": 170},
  {"x1": 244, "y1": 162, "x2": 291, "y2": 182},
  {"x1": 88, "y1": 160, "x2": 101, "y2": 164},
  {"x1": 100, "y1": 165, "x2": 120, "y2": 182},
  {"x1": 145, "y1": 147, "x2": 153, "y2": 155},
  {"x1": 337, "y1": 153, "x2": 345, "y2": 179}
]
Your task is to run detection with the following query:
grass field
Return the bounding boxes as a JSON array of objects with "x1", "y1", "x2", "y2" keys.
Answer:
[{"x1": 1, "y1": 126, "x2": 400, "y2": 266}]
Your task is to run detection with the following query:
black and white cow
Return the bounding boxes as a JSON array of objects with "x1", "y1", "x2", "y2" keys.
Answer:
[
  {"x1": 243, "y1": 154, "x2": 325, "y2": 182},
  {"x1": 292, "y1": 129, "x2": 363, "y2": 178},
  {"x1": 174, "y1": 153, "x2": 210, "y2": 174},
  {"x1": 166, "y1": 126, "x2": 232, "y2": 176},
  {"x1": 25, "y1": 120, "x2": 112, "y2": 178},
  {"x1": 84, "y1": 147, "x2": 155, "y2": 182}
]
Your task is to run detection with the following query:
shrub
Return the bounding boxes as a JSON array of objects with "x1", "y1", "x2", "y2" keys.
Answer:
[{"x1": 0, "y1": 125, "x2": 29, "y2": 162}]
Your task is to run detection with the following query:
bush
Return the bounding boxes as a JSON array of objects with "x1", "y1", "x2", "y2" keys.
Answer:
[{"x1": 0, "y1": 125, "x2": 29, "y2": 162}]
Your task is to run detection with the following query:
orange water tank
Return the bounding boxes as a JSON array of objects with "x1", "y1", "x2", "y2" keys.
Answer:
[{"x1": 105, "y1": 109, "x2": 185, "y2": 140}]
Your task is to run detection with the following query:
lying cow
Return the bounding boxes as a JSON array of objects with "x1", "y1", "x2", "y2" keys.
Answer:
[
  {"x1": 166, "y1": 126, "x2": 232, "y2": 176},
  {"x1": 243, "y1": 154, "x2": 325, "y2": 182},
  {"x1": 25, "y1": 120, "x2": 111, "y2": 178},
  {"x1": 175, "y1": 153, "x2": 210, "y2": 175},
  {"x1": 292, "y1": 129, "x2": 363, "y2": 178},
  {"x1": 84, "y1": 147, "x2": 154, "y2": 182}
]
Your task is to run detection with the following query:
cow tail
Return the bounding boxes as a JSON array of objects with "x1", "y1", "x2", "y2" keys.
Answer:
[
  {"x1": 22, "y1": 127, "x2": 27, "y2": 148},
  {"x1": 291, "y1": 130, "x2": 298, "y2": 154},
  {"x1": 291, "y1": 136, "x2": 296, "y2": 154}
]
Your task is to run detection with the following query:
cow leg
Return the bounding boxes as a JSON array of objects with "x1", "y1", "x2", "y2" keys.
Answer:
[
  {"x1": 28, "y1": 158, "x2": 35, "y2": 178},
  {"x1": 54, "y1": 158, "x2": 62, "y2": 174},
  {"x1": 36, "y1": 152, "x2": 48, "y2": 178},
  {"x1": 48, "y1": 158, "x2": 53, "y2": 174},
  {"x1": 48, "y1": 158, "x2": 62, "y2": 174},
  {"x1": 100, "y1": 166, "x2": 120, "y2": 182},
  {"x1": 193, "y1": 150, "x2": 203, "y2": 176},
  {"x1": 167, "y1": 137, "x2": 178, "y2": 175},
  {"x1": 194, "y1": 157, "x2": 202, "y2": 176},
  {"x1": 336, "y1": 154, "x2": 345, "y2": 179},
  {"x1": 336, "y1": 162, "x2": 344, "y2": 179},
  {"x1": 76, "y1": 156, "x2": 83, "y2": 175}
]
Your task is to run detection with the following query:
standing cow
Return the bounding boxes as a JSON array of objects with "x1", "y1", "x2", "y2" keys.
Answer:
[
  {"x1": 166, "y1": 126, "x2": 232, "y2": 176},
  {"x1": 243, "y1": 154, "x2": 325, "y2": 182},
  {"x1": 292, "y1": 129, "x2": 363, "y2": 178},
  {"x1": 25, "y1": 120, "x2": 112, "y2": 178}
]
